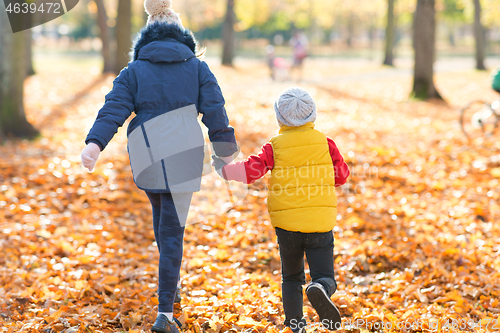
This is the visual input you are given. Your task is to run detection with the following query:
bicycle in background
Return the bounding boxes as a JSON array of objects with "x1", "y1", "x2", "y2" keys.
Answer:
[{"x1": 460, "y1": 69, "x2": 500, "y2": 140}]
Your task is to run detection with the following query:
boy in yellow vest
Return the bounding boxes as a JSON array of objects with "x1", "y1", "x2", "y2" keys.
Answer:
[{"x1": 213, "y1": 88, "x2": 350, "y2": 332}]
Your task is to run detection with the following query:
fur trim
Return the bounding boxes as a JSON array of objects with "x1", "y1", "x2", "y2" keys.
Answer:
[{"x1": 131, "y1": 22, "x2": 197, "y2": 61}]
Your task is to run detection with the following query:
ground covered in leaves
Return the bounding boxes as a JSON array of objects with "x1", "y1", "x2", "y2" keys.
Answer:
[{"x1": 1, "y1": 55, "x2": 500, "y2": 333}]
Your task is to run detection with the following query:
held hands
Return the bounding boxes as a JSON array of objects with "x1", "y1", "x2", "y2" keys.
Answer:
[
  {"x1": 81, "y1": 143, "x2": 101, "y2": 172},
  {"x1": 211, "y1": 155, "x2": 232, "y2": 179},
  {"x1": 219, "y1": 156, "x2": 234, "y2": 164}
]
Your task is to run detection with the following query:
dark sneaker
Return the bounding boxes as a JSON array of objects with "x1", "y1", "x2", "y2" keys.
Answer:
[
  {"x1": 306, "y1": 282, "x2": 341, "y2": 331},
  {"x1": 152, "y1": 314, "x2": 181, "y2": 333}
]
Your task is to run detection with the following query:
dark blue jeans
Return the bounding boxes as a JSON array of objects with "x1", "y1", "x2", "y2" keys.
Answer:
[
  {"x1": 146, "y1": 192, "x2": 192, "y2": 313},
  {"x1": 275, "y1": 227, "x2": 337, "y2": 327}
]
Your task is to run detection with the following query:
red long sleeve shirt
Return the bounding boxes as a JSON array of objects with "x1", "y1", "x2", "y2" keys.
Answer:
[{"x1": 222, "y1": 138, "x2": 350, "y2": 185}]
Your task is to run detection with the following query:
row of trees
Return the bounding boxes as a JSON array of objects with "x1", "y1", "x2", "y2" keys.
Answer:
[
  {"x1": 183, "y1": 0, "x2": 498, "y2": 51},
  {"x1": 218, "y1": 0, "x2": 489, "y2": 98},
  {"x1": 59, "y1": 0, "x2": 500, "y2": 73},
  {"x1": 92, "y1": 0, "x2": 132, "y2": 74},
  {"x1": 0, "y1": 0, "x2": 134, "y2": 139}
]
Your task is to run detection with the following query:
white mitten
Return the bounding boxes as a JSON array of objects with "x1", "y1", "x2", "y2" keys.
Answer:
[
  {"x1": 81, "y1": 143, "x2": 101, "y2": 172},
  {"x1": 211, "y1": 155, "x2": 227, "y2": 179}
]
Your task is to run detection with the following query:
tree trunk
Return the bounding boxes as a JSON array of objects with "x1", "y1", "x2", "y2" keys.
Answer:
[
  {"x1": 221, "y1": 0, "x2": 236, "y2": 66},
  {"x1": 346, "y1": 14, "x2": 355, "y2": 48},
  {"x1": 383, "y1": 0, "x2": 395, "y2": 66},
  {"x1": 26, "y1": 30, "x2": 35, "y2": 76},
  {"x1": 448, "y1": 25, "x2": 456, "y2": 47},
  {"x1": 473, "y1": 0, "x2": 486, "y2": 70},
  {"x1": 412, "y1": 0, "x2": 442, "y2": 100},
  {"x1": 0, "y1": 4, "x2": 39, "y2": 139},
  {"x1": 308, "y1": 0, "x2": 317, "y2": 42},
  {"x1": 115, "y1": 0, "x2": 132, "y2": 74},
  {"x1": 368, "y1": 25, "x2": 375, "y2": 50},
  {"x1": 95, "y1": 0, "x2": 113, "y2": 73}
]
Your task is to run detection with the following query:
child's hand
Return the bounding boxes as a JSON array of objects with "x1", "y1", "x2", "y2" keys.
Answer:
[
  {"x1": 81, "y1": 143, "x2": 101, "y2": 172},
  {"x1": 211, "y1": 155, "x2": 227, "y2": 179}
]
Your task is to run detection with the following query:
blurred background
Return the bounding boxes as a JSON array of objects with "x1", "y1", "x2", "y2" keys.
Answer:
[
  {"x1": 2, "y1": 0, "x2": 500, "y2": 139},
  {"x1": 4, "y1": 0, "x2": 500, "y2": 74},
  {"x1": 19, "y1": 0, "x2": 500, "y2": 62},
  {"x1": 1, "y1": 0, "x2": 500, "y2": 139}
]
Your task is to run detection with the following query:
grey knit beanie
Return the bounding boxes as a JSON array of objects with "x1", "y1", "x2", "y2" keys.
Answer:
[{"x1": 274, "y1": 88, "x2": 317, "y2": 127}]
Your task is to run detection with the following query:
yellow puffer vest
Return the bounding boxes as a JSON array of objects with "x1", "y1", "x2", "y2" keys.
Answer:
[{"x1": 268, "y1": 123, "x2": 337, "y2": 233}]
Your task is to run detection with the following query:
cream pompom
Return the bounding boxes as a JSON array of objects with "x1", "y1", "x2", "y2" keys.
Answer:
[
  {"x1": 144, "y1": 0, "x2": 184, "y2": 28},
  {"x1": 144, "y1": 0, "x2": 172, "y2": 16}
]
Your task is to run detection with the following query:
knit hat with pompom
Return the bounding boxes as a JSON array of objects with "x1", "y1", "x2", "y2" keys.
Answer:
[
  {"x1": 144, "y1": 0, "x2": 184, "y2": 28},
  {"x1": 274, "y1": 88, "x2": 317, "y2": 127}
]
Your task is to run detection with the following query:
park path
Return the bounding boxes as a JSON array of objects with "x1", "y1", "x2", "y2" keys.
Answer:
[{"x1": 247, "y1": 56, "x2": 500, "y2": 86}]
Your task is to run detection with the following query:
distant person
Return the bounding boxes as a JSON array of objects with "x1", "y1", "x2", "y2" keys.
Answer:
[
  {"x1": 274, "y1": 56, "x2": 292, "y2": 81},
  {"x1": 80, "y1": 0, "x2": 237, "y2": 332},
  {"x1": 290, "y1": 31, "x2": 309, "y2": 81},
  {"x1": 212, "y1": 88, "x2": 350, "y2": 333},
  {"x1": 266, "y1": 44, "x2": 276, "y2": 80},
  {"x1": 267, "y1": 44, "x2": 292, "y2": 82}
]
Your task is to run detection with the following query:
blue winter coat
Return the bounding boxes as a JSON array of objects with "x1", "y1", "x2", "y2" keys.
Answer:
[{"x1": 85, "y1": 23, "x2": 237, "y2": 193}]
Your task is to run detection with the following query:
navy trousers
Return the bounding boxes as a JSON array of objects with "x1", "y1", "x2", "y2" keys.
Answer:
[
  {"x1": 275, "y1": 227, "x2": 337, "y2": 327},
  {"x1": 146, "y1": 192, "x2": 192, "y2": 313}
]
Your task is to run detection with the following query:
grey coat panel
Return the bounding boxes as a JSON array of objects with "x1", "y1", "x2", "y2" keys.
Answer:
[{"x1": 128, "y1": 105, "x2": 204, "y2": 192}]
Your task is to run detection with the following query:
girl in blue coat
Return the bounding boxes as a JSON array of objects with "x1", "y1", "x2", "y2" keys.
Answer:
[{"x1": 81, "y1": 1, "x2": 237, "y2": 332}]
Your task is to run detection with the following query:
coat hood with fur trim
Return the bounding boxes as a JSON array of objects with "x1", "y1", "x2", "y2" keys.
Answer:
[{"x1": 130, "y1": 22, "x2": 198, "y2": 62}]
